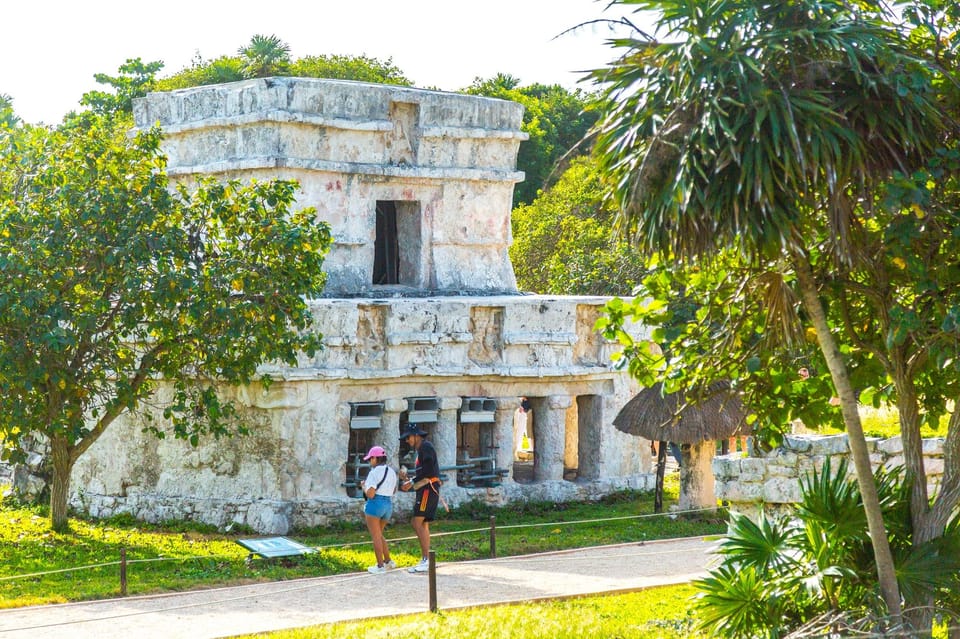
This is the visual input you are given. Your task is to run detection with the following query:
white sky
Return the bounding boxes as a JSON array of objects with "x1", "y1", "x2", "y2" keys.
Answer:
[{"x1": 2, "y1": 0, "x2": 644, "y2": 125}]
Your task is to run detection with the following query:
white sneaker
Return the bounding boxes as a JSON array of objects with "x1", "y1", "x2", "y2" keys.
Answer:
[
  {"x1": 407, "y1": 558, "x2": 430, "y2": 573},
  {"x1": 383, "y1": 559, "x2": 397, "y2": 569},
  {"x1": 367, "y1": 565, "x2": 386, "y2": 574}
]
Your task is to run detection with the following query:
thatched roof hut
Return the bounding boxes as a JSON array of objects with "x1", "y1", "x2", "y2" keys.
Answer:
[
  {"x1": 613, "y1": 381, "x2": 747, "y2": 444},
  {"x1": 615, "y1": 381, "x2": 749, "y2": 512}
]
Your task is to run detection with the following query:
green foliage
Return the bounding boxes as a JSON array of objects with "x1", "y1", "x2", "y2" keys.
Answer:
[
  {"x1": 154, "y1": 55, "x2": 245, "y2": 91},
  {"x1": 237, "y1": 34, "x2": 291, "y2": 79},
  {"x1": 465, "y1": 75, "x2": 597, "y2": 207},
  {"x1": 78, "y1": 58, "x2": 164, "y2": 119},
  {"x1": 0, "y1": 488, "x2": 723, "y2": 608},
  {"x1": 0, "y1": 94, "x2": 19, "y2": 129},
  {"x1": 157, "y1": 42, "x2": 412, "y2": 93},
  {"x1": 237, "y1": 586, "x2": 706, "y2": 639},
  {"x1": 510, "y1": 156, "x2": 646, "y2": 295},
  {"x1": 590, "y1": 0, "x2": 945, "y2": 262},
  {"x1": 596, "y1": 256, "x2": 853, "y2": 450},
  {"x1": 695, "y1": 458, "x2": 960, "y2": 638},
  {"x1": 0, "y1": 115, "x2": 331, "y2": 528},
  {"x1": 290, "y1": 54, "x2": 412, "y2": 86},
  {"x1": 590, "y1": 8, "x2": 960, "y2": 612}
]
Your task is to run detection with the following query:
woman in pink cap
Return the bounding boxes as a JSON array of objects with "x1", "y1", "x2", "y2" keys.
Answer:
[{"x1": 360, "y1": 445, "x2": 398, "y2": 573}]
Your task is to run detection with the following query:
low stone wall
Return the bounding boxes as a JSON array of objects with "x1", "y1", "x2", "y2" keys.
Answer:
[
  {"x1": 713, "y1": 434, "x2": 946, "y2": 520},
  {"x1": 72, "y1": 475, "x2": 654, "y2": 533}
]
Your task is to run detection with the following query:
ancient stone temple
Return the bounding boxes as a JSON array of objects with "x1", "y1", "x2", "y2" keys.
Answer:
[{"x1": 69, "y1": 77, "x2": 651, "y2": 533}]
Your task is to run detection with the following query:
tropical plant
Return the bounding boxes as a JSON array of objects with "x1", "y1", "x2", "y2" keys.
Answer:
[
  {"x1": 238, "y1": 34, "x2": 291, "y2": 79},
  {"x1": 695, "y1": 458, "x2": 960, "y2": 638},
  {"x1": 591, "y1": 0, "x2": 954, "y2": 617},
  {"x1": 0, "y1": 115, "x2": 332, "y2": 531}
]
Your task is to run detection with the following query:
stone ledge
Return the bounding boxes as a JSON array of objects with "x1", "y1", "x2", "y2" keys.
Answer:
[
  {"x1": 154, "y1": 110, "x2": 393, "y2": 135},
  {"x1": 167, "y1": 157, "x2": 526, "y2": 183}
]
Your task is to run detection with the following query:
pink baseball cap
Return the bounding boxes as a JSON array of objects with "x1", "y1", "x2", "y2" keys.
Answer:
[{"x1": 363, "y1": 446, "x2": 386, "y2": 460}]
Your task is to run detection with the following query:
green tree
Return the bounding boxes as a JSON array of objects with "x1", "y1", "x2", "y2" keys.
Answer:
[
  {"x1": 0, "y1": 116, "x2": 332, "y2": 531},
  {"x1": 78, "y1": 58, "x2": 164, "y2": 117},
  {"x1": 465, "y1": 76, "x2": 597, "y2": 207},
  {"x1": 591, "y1": 0, "x2": 950, "y2": 618},
  {"x1": 238, "y1": 34, "x2": 291, "y2": 79},
  {"x1": 510, "y1": 156, "x2": 646, "y2": 295}
]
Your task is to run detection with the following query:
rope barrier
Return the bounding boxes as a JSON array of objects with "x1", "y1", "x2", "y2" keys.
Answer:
[{"x1": 0, "y1": 505, "x2": 722, "y2": 584}]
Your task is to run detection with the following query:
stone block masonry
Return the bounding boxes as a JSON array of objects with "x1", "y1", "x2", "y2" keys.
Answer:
[
  {"x1": 31, "y1": 77, "x2": 654, "y2": 533},
  {"x1": 713, "y1": 434, "x2": 946, "y2": 521}
]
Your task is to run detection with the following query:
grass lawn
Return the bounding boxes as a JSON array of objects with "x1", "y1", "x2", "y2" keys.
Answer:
[
  {"x1": 233, "y1": 584, "x2": 706, "y2": 639},
  {"x1": 0, "y1": 473, "x2": 726, "y2": 608}
]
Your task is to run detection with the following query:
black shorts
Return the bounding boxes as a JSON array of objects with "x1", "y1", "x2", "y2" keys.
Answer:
[{"x1": 413, "y1": 485, "x2": 439, "y2": 521}]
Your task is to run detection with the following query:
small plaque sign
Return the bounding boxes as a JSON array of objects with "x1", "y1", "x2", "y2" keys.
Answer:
[{"x1": 236, "y1": 537, "x2": 317, "y2": 558}]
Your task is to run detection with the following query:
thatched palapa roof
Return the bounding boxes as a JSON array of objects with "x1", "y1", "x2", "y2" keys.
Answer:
[{"x1": 613, "y1": 382, "x2": 748, "y2": 444}]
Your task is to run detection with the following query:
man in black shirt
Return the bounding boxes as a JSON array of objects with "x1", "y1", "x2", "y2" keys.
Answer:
[{"x1": 398, "y1": 423, "x2": 440, "y2": 573}]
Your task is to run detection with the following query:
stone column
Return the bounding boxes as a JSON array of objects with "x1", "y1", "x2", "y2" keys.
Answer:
[
  {"x1": 382, "y1": 399, "x2": 406, "y2": 469},
  {"x1": 493, "y1": 399, "x2": 516, "y2": 483},
  {"x1": 678, "y1": 441, "x2": 717, "y2": 512},
  {"x1": 434, "y1": 396, "x2": 462, "y2": 487},
  {"x1": 534, "y1": 395, "x2": 571, "y2": 482}
]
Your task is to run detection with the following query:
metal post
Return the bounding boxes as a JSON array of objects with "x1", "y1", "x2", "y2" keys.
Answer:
[
  {"x1": 428, "y1": 550, "x2": 437, "y2": 612},
  {"x1": 119, "y1": 547, "x2": 127, "y2": 596},
  {"x1": 489, "y1": 515, "x2": 497, "y2": 558}
]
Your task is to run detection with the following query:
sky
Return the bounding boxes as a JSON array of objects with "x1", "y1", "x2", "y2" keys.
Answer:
[{"x1": 2, "y1": 0, "x2": 643, "y2": 125}]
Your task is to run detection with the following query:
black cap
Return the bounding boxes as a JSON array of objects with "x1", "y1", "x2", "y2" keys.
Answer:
[{"x1": 399, "y1": 424, "x2": 428, "y2": 439}]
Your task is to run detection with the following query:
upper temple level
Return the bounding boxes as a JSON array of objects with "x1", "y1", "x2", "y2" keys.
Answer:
[{"x1": 133, "y1": 77, "x2": 529, "y2": 296}]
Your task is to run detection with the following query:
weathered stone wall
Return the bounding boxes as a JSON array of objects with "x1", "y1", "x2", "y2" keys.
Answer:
[
  {"x1": 68, "y1": 296, "x2": 649, "y2": 533},
  {"x1": 133, "y1": 77, "x2": 527, "y2": 296},
  {"x1": 713, "y1": 434, "x2": 946, "y2": 520},
  {"x1": 18, "y1": 78, "x2": 657, "y2": 534}
]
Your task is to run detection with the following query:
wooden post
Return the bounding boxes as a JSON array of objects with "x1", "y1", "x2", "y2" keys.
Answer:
[
  {"x1": 489, "y1": 515, "x2": 497, "y2": 558},
  {"x1": 119, "y1": 547, "x2": 127, "y2": 596},
  {"x1": 428, "y1": 550, "x2": 438, "y2": 612},
  {"x1": 655, "y1": 441, "x2": 667, "y2": 513}
]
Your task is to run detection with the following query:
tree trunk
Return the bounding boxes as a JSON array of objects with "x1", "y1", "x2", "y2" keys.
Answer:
[
  {"x1": 793, "y1": 255, "x2": 902, "y2": 619},
  {"x1": 49, "y1": 436, "x2": 75, "y2": 533}
]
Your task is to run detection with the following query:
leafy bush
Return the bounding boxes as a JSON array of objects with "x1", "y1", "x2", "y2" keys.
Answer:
[{"x1": 695, "y1": 458, "x2": 960, "y2": 637}]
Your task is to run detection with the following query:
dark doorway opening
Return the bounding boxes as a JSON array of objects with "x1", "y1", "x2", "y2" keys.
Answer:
[{"x1": 373, "y1": 201, "x2": 399, "y2": 285}]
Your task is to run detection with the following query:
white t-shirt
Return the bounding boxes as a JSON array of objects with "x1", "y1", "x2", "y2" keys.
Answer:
[{"x1": 364, "y1": 464, "x2": 398, "y2": 496}]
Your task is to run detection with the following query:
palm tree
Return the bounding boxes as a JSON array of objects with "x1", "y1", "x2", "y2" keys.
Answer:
[
  {"x1": 238, "y1": 34, "x2": 291, "y2": 79},
  {"x1": 591, "y1": 0, "x2": 948, "y2": 619}
]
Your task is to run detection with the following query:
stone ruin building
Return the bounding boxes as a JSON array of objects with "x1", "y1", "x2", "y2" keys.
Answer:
[{"x1": 63, "y1": 77, "x2": 652, "y2": 533}]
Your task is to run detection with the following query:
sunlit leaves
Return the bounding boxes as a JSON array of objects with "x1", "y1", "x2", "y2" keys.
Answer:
[
  {"x1": 0, "y1": 114, "x2": 331, "y2": 526},
  {"x1": 510, "y1": 157, "x2": 647, "y2": 295}
]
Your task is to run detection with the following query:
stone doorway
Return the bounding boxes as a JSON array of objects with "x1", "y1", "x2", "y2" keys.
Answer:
[{"x1": 373, "y1": 200, "x2": 422, "y2": 286}]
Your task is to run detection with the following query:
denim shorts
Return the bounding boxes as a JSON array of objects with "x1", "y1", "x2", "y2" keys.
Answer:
[{"x1": 364, "y1": 495, "x2": 393, "y2": 520}]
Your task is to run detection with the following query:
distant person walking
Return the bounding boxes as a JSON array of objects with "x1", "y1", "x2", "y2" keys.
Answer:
[
  {"x1": 398, "y1": 424, "x2": 441, "y2": 573},
  {"x1": 360, "y1": 445, "x2": 398, "y2": 574}
]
